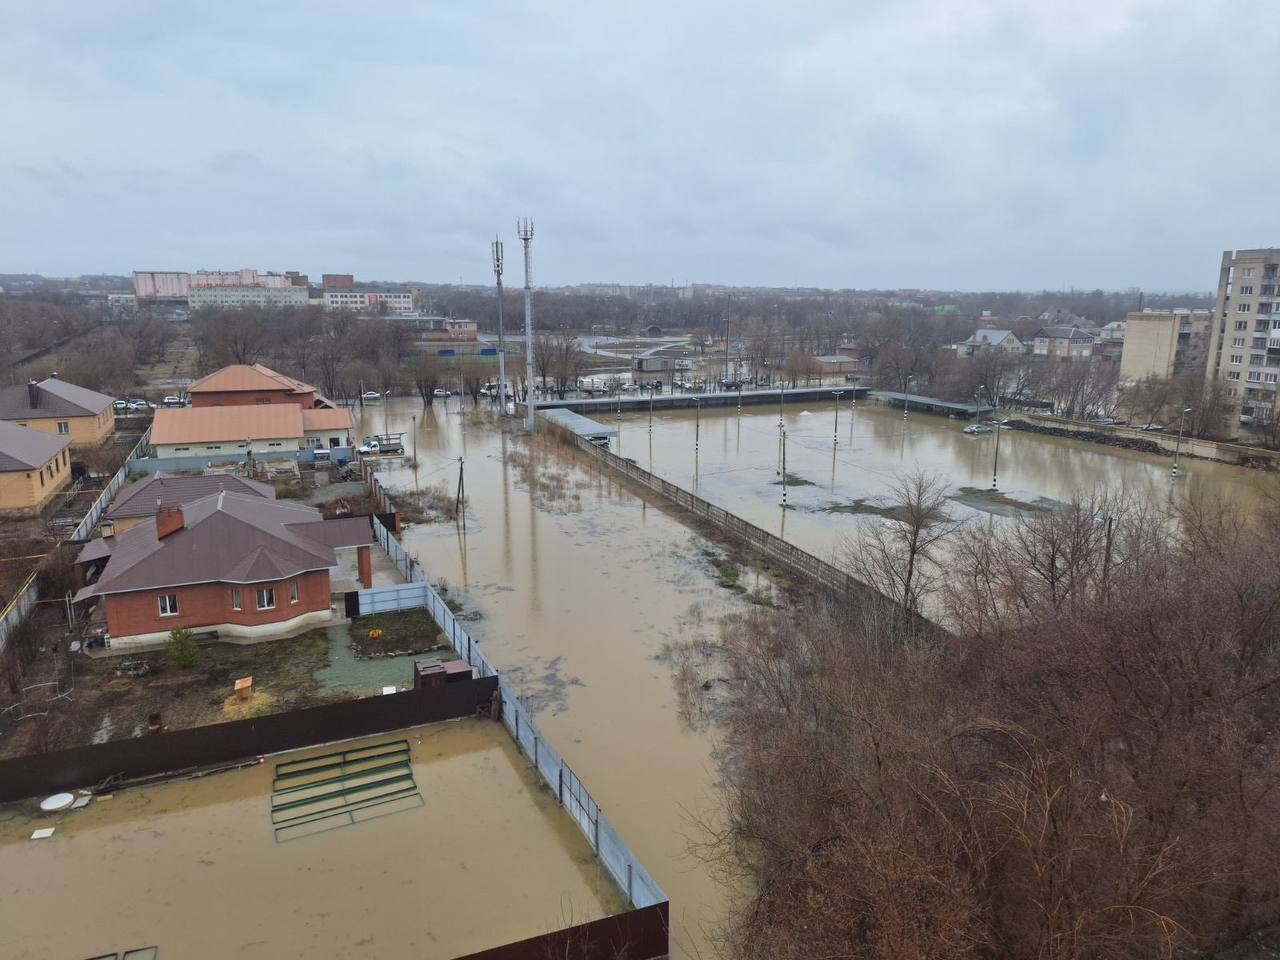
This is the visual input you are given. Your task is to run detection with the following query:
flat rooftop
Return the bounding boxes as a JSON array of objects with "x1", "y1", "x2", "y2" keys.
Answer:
[{"x1": 0, "y1": 718, "x2": 622, "y2": 959}]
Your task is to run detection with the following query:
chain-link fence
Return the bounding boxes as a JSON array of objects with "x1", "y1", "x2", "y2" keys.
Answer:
[{"x1": 370, "y1": 515, "x2": 665, "y2": 908}]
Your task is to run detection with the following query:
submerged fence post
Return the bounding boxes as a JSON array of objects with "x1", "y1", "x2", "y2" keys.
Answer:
[
  {"x1": 627, "y1": 862, "x2": 634, "y2": 906},
  {"x1": 533, "y1": 735, "x2": 539, "y2": 770},
  {"x1": 593, "y1": 808, "x2": 600, "y2": 853},
  {"x1": 557, "y1": 765, "x2": 564, "y2": 805}
]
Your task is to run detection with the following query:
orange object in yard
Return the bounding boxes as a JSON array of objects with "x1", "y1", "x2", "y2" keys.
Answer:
[
  {"x1": 235, "y1": 676, "x2": 253, "y2": 700},
  {"x1": 369, "y1": 628, "x2": 383, "y2": 639}
]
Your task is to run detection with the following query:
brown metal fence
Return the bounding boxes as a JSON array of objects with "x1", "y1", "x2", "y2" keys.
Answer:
[{"x1": 0, "y1": 676, "x2": 497, "y2": 804}]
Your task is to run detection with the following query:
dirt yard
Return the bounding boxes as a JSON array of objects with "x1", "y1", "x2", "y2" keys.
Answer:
[{"x1": 0, "y1": 626, "x2": 336, "y2": 760}]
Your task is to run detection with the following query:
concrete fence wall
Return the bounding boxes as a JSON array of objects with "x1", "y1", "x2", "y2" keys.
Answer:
[{"x1": 127, "y1": 445, "x2": 355, "y2": 475}]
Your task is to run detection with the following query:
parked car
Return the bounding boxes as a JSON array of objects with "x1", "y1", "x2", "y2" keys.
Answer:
[
  {"x1": 162, "y1": 395, "x2": 185, "y2": 407},
  {"x1": 621, "y1": 383, "x2": 640, "y2": 392},
  {"x1": 1136, "y1": 423, "x2": 1165, "y2": 432},
  {"x1": 1240, "y1": 414, "x2": 1255, "y2": 425},
  {"x1": 432, "y1": 388, "x2": 451, "y2": 398},
  {"x1": 1090, "y1": 417, "x2": 1118, "y2": 425},
  {"x1": 127, "y1": 399, "x2": 154, "y2": 411},
  {"x1": 962, "y1": 423, "x2": 993, "y2": 435},
  {"x1": 112, "y1": 399, "x2": 128, "y2": 413},
  {"x1": 361, "y1": 390, "x2": 383, "y2": 402}
]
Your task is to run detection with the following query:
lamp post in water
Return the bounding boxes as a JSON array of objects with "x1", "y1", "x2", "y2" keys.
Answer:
[
  {"x1": 903, "y1": 375, "x2": 915, "y2": 423},
  {"x1": 831, "y1": 390, "x2": 844, "y2": 449},
  {"x1": 979, "y1": 383, "x2": 1001, "y2": 491},
  {"x1": 693, "y1": 396, "x2": 702, "y2": 480},
  {"x1": 1172, "y1": 406, "x2": 1192, "y2": 479}
]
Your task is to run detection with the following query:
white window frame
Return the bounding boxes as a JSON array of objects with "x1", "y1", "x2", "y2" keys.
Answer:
[
  {"x1": 1237, "y1": 303, "x2": 1252, "y2": 313},
  {"x1": 158, "y1": 593, "x2": 179, "y2": 617},
  {"x1": 1230, "y1": 354, "x2": 1243, "y2": 364},
  {"x1": 289, "y1": 580, "x2": 299, "y2": 604},
  {"x1": 56, "y1": 421, "x2": 69, "y2": 435},
  {"x1": 256, "y1": 587, "x2": 276, "y2": 611},
  {"x1": 231, "y1": 588, "x2": 241, "y2": 611}
]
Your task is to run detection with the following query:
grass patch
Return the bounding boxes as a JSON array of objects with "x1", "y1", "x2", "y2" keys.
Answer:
[
  {"x1": 703, "y1": 549, "x2": 746, "y2": 591},
  {"x1": 821, "y1": 498, "x2": 911, "y2": 522},
  {"x1": 772, "y1": 471, "x2": 816, "y2": 487},
  {"x1": 350, "y1": 609, "x2": 447, "y2": 658},
  {"x1": 394, "y1": 482, "x2": 464, "y2": 523},
  {"x1": 949, "y1": 486, "x2": 1059, "y2": 516}
]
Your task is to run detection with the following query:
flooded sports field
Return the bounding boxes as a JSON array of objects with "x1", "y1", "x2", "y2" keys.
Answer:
[
  {"x1": 611, "y1": 398, "x2": 1270, "y2": 564},
  {"x1": 0, "y1": 718, "x2": 620, "y2": 960},
  {"x1": 353, "y1": 399, "x2": 760, "y2": 959}
]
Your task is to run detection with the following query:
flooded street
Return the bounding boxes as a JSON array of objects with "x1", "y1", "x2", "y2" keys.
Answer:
[
  {"x1": 354, "y1": 399, "x2": 756, "y2": 959},
  {"x1": 345, "y1": 394, "x2": 1274, "y2": 960}
]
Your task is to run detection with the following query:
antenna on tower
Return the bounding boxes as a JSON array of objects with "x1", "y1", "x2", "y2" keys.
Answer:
[
  {"x1": 518, "y1": 219, "x2": 536, "y2": 431},
  {"x1": 492, "y1": 237, "x2": 507, "y2": 417}
]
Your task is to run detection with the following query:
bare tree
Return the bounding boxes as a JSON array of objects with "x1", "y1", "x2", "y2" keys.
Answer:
[{"x1": 842, "y1": 471, "x2": 962, "y2": 616}]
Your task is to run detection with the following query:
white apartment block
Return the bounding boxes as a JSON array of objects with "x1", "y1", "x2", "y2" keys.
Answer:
[
  {"x1": 323, "y1": 288, "x2": 415, "y2": 314},
  {"x1": 1205, "y1": 249, "x2": 1280, "y2": 418},
  {"x1": 188, "y1": 285, "x2": 311, "y2": 309}
]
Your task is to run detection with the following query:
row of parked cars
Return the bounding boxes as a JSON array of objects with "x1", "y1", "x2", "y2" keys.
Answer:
[{"x1": 112, "y1": 395, "x2": 189, "y2": 413}]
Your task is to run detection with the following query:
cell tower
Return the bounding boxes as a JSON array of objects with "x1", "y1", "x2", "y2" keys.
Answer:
[
  {"x1": 518, "y1": 218, "x2": 535, "y2": 431},
  {"x1": 491, "y1": 237, "x2": 507, "y2": 417}
]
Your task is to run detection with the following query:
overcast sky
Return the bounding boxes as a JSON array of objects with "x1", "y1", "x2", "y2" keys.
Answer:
[{"x1": 2, "y1": 1, "x2": 1275, "y2": 291}]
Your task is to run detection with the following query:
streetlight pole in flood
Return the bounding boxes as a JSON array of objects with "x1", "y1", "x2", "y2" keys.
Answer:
[
  {"x1": 693, "y1": 396, "x2": 702, "y2": 482},
  {"x1": 832, "y1": 390, "x2": 844, "y2": 449},
  {"x1": 903, "y1": 375, "x2": 914, "y2": 423},
  {"x1": 1172, "y1": 406, "x2": 1192, "y2": 479},
  {"x1": 648, "y1": 383, "x2": 655, "y2": 433},
  {"x1": 492, "y1": 238, "x2": 506, "y2": 418},
  {"x1": 980, "y1": 383, "x2": 1000, "y2": 490},
  {"x1": 518, "y1": 219, "x2": 535, "y2": 432}
]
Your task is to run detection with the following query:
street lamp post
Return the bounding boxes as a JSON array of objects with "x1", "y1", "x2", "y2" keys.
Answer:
[
  {"x1": 648, "y1": 383, "x2": 655, "y2": 433},
  {"x1": 979, "y1": 383, "x2": 1001, "y2": 491},
  {"x1": 832, "y1": 390, "x2": 844, "y2": 449},
  {"x1": 903, "y1": 376, "x2": 915, "y2": 423},
  {"x1": 693, "y1": 396, "x2": 702, "y2": 477},
  {"x1": 1172, "y1": 407, "x2": 1192, "y2": 479}
]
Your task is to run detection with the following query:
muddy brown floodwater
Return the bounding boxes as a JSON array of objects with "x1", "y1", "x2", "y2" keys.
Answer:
[
  {"x1": 353, "y1": 398, "x2": 765, "y2": 960},
  {"x1": 348, "y1": 394, "x2": 1272, "y2": 958},
  {"x1": 613, "y1": 398, "x2": 1270, "y2": 566}
]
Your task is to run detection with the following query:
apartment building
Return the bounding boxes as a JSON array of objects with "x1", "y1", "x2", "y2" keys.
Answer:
[
  {"x1": 1119, "y1": 309, "x2": 1211, "y2": 382},
  {"x1": 1205, "y1": 249, "x2": 1280, "y2": 419},
  {"x1": 323, "y1": 287, "x2": 415, "y2": 314},
  {"x1": 188, "y1": 285, "x2": 310, "y2": 309}
]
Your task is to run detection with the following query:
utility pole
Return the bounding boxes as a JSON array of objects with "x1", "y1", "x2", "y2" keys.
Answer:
[
  {"x1": 455, "y1": 457, "x2": 466, "y2": 534},
  {"x1": 518, "y1": 218, "x2": 536, "y2": 431},
  {"x1": 693, "y1": 396, "x2": 701, "y2": 478},
  {"x1": 492, "y1": 238, "x2": 507, "y2": 417}
]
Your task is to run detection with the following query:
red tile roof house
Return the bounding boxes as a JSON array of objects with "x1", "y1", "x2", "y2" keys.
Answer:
[
  {"x1": 75, "y1": 492, "x2": 376, "y2": 651},
  {"x1": 187, "y1": 363, "x2": 340, "y2": 409}
]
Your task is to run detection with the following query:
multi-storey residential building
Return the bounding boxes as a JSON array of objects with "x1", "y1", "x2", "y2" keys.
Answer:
[
  {"x1": 1030, "y1": 326, "x2": 1094, "y2": 361},
  {"x1": 1206, "y1": 249, "x2": 1280, "y2": 420},
  {"x1": 323, "y1": 287, "x2": 415, "y2": 314},
  {"x1": 188, "y1": 285, "x2": 310, "y2": 309},
  {"x1": 1119, "y1": 309, "x2": 1211, "y2": 382}
]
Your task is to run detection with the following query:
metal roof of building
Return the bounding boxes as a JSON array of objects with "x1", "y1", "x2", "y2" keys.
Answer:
[
  {"x1": 188, "y1": 363, "x2": 316, "y2": 396},
  {"x1": 151, "y1": 404, "x2": 304, "y2": 445},
  {"x1": 105, "y1": 472, "x2": 276, "y2": 520},
  {"x1": 76, "y1": 492, "x2": 374, "y2": 599},
  {"x1": 0, "y1": 421, "x2": 70, "y2": 472},
  {"x1": 0, "y1": 376, "x2": 114, "y2": 421},
  {"x1": 539, "y1": 408, "x2": 618, "y2": 438}
]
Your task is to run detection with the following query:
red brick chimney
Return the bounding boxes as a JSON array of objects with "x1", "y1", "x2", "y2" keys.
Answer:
[{"x1": 156, "y1": 505, "x2": 185, "y2": 539}]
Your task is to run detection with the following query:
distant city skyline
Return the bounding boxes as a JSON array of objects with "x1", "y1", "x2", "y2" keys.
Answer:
[{"x1": 2, "y1": 2, "x2": 1277, "y2": 291}]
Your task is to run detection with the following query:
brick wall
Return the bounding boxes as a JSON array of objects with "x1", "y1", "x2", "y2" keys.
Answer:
[{"x1": 104, "y1": 569, "x2": 331, "y2": 637}]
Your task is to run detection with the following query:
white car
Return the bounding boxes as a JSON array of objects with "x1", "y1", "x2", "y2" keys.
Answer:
[
  {"x1": 433, "y1": 388, "x2": 451, "y2": 398},
  {"x1": 127, "y1": 399, "x2": 154, "y2": 411},
  {"x1": 162, "y1": 395, "x2": 185, "y2": 407},
  {"x1": 361, "y1": 391, "x2": 383, "y2": 402}
]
